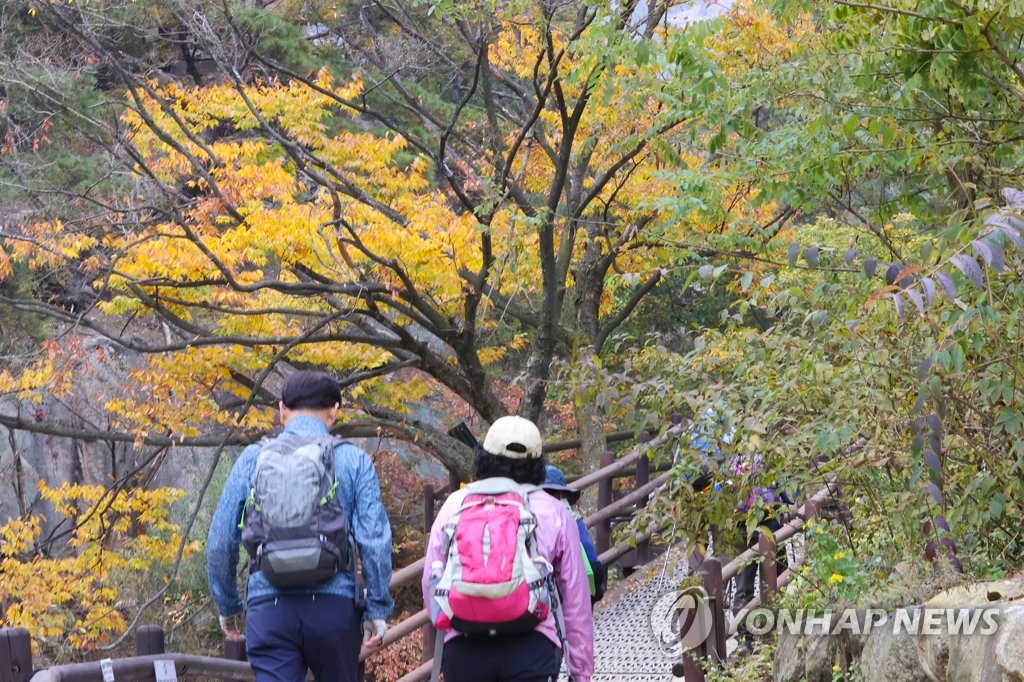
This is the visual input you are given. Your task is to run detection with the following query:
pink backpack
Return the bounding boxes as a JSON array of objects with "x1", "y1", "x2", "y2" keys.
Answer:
[{"x1": 430, "y1": 478, "x2": 553, "y2": 635}]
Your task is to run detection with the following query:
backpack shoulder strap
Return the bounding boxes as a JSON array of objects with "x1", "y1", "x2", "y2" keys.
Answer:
[
  {"x1": 326, "y1": 434, "x2": 351, "y2": 448},
  {"x1": 319, "y1": 435, "x2": 349, "y2": 472},
  {"x1": 550, "y1": 584, "x2": 575, "y2": 680}
]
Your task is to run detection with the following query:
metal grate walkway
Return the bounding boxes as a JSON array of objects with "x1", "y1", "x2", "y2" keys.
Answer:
[
  {"x1": 568, "y1": 536, "x2": 803, "y2": 681},
  {"x1": 562, "y1": 546, "x2": 691, "y2": 681}
]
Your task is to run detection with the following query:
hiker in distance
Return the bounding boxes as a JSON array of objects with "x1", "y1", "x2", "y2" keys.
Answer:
[
  {"x1": 207, "y1": 370, "x2": 394, "y2": 682},
  {"x1": 540, "y1": 464, "x2": 607, "y2": 606},
  {"x1": 423, "y1": 415, "x2": 595, "y2": 682}
]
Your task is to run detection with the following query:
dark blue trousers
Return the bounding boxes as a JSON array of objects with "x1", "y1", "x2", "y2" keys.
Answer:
[
  {"x1": 442, "y1": 631, "x2": 560, "y2": 682},
  {"x1": 246, "y1": 593, "x2": 361, "y2": 682}
]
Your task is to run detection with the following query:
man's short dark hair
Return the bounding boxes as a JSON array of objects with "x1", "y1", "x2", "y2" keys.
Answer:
[
  {"x1": 280, "y1": 370, "x2": 342, "y2": 409},
  {"x1": 473, "y1": 447, "x2": 546, "y2": 485}
]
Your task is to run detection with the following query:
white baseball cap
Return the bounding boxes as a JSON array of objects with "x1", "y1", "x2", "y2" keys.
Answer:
[{"x1": 482, "y1": 416, "x2": 543, "y2": 459}]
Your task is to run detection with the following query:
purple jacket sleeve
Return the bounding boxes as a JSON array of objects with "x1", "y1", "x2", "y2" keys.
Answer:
[
  {"x1": 421, "y1": 494, "x2": 455, "y2": 616},
  {"x1": 552, "y1": 502, "x2": 595, "y2": 681}
]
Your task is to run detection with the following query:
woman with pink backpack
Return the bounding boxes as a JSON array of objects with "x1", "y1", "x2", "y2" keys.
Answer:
[{"x1": 422, "y1": 416, "x2": 595, "y2": 682}]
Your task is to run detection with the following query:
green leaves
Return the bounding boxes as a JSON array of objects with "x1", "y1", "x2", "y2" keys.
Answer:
[
  {"x1": 994, "y1": 408, "x2": 1024, "y2": 436},
  {"x1": 787, "y1": 242, "x2": 801, "y2": 265}
]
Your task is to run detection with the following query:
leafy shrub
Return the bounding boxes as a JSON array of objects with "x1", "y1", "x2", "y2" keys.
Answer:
[{"x1": 0, "y1": 482, "x2": 198, "y2": 655}]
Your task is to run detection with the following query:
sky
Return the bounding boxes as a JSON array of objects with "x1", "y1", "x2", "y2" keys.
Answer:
[{"x1": 666, "y1": 1, "x2": 731, "y2": 24}]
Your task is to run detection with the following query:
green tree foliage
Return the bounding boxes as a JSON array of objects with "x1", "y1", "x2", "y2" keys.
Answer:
[{"x1": 628, "y1": 0, "x2": 1024, "y2": 602}]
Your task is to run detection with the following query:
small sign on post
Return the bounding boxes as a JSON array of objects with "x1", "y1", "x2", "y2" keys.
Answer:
[
  {"x1": 99, "y1": 658, "x2": 115, "y2": 682},
  {"x1": 154, "y1": 660, "x2": 178, "y2": 682},
  {"x1": 0, "y1": 627, "x2": 33, "y2": 682}
]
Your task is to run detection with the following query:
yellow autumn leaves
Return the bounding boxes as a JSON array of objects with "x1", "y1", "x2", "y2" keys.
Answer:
[
  {"x1": 0, "y1": 482, "x2": 196, "y2": 648},
  {"x1": 0, "y1": 2, "x2": 810, "y2": 437}
]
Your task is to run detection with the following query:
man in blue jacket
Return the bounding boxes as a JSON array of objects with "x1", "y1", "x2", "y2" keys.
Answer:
[{"x1": 207, "y1": 370, "x2": 394, "y2": 682}]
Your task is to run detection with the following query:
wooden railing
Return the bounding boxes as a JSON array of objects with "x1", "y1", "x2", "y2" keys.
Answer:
[
  {"x1": 674, "y1": 481, "x2": 841, "y2": 682},
  {"x1": 6, "y1": 421, "x2": 684, "y2": 682}
]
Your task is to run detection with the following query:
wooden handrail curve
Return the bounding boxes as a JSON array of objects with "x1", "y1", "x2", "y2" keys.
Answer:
[
  {"x1": 27, "y1": 653, "x2": 255, "y2": 681},
  {"x1": 571, "y1": 422, "x2": 684, "y2": 491}
]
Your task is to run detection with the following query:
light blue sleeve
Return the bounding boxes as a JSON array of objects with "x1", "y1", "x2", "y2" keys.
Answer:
[
  {"x1": 345, "y1": 447, "x2": 394, "y2": 621},
  {"x1": 206, "y1": 447, "x2": 256, "y2": 617}
]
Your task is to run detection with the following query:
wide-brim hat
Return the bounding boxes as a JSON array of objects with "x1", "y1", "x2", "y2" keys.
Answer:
[{"x1": 541, "y1": 464, "x2": 581, "y2": 504}]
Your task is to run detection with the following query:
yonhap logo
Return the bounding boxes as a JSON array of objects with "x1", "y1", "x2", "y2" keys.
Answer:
[
  {"x1": 739, "y1": 606, "x2": 1001, "y2": 637},
  {"x1": 649, "y1": 586, "x2": 714, "y2": 656}
]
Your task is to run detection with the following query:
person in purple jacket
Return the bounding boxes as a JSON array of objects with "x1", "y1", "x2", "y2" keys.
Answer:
[{"x1": 422, "y1": 416, "x2": 595, "y2": 682}]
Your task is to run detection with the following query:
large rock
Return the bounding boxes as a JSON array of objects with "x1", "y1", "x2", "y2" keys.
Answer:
[
  {"x1": 859, "y1": 614, "x2": 932, "y2": 682},
  {"x1": 775, "y1": 610, "x2": 871, "y2": 682},
  {"x1": 0, "y1": 395, "x2": 215, "y2": 537},
  {"x1": 775, "y1": 581, "x2": 1024, "y2": 681}
]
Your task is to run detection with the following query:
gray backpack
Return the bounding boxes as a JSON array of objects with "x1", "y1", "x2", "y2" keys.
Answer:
[{"x1": 240, "y1": 435, "x2": 355, "y2": 588}]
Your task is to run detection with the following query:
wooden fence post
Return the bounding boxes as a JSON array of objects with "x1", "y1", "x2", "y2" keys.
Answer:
[
  {"x1": 679, "y1": 651, "x2": 705, "y2": 682},
  {"x1": 804, "y1": 497, "x2": 818, "y2": 522},
  {"x1": 596, "y1": 450, "x2": 614, "y2": 554},
  {"x1": 223, "y1": 636, "x2": 247, "y2": 682},
  {"x1": 136, "y1": 625, "x2": 165, "y2": 655},
  {"x1": 758, "y1": 534, "x2": 778, "y2": 604},
  {"x1": 422, "y1": 484, "x2": 436, "y2": 541},
  {"x1": 635, "y1": 453, "x2": 651, "y2": 564},
  {"x1": 0, "y1": 628, "x2": 32, "y2": 682},
  {"x1": 700, "y1": 558, "x2": 727, "y2": 664}
]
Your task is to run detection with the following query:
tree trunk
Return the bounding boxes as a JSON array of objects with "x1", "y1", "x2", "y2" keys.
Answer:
[{"x1": 570, "y1": 345, "x2": 607, "y2": 512}]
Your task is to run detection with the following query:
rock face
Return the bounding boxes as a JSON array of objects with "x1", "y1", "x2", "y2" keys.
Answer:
[
  {"x1": 0, "y1": 394, "x2": 212, "y2": 537},
  {"x1": 773, "y1": 610, "x2": 870, "y2": 682},
  {"x1": 774, "y1": 581, "x2": 1024, "y2": 682},
  {"x1": 0, "y1": 336, "x2": 447, "y2": 536},
  {"x1": 0, "y1": 335, "x2": 218, "y2": 535}
]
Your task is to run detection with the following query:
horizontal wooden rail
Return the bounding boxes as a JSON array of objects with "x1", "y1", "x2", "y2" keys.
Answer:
[
  {"x1": 584, "y1": 470, "x2": 672, "y2": 528},
  {"x1": 28, "y1": 653, "x2": 255, "y2": 681},
  {"x1": 389, "y1": 557, "x2": 425, "y2": 589},
  {"x1": 572, "y1": 422, "x2": 684, "y2": 491},
  {"x1": 379, "y1": 610, "x2": 428, "y2": 653},
  {"x1": 543, "y1": 429, "x2": 639, "y2": 454},
  {"x1": 597, "y1": 528, "x2": 657, "y2": 566},
  {"x1": 394, "y1": 661, "x2": 432, "y2": 682}
]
